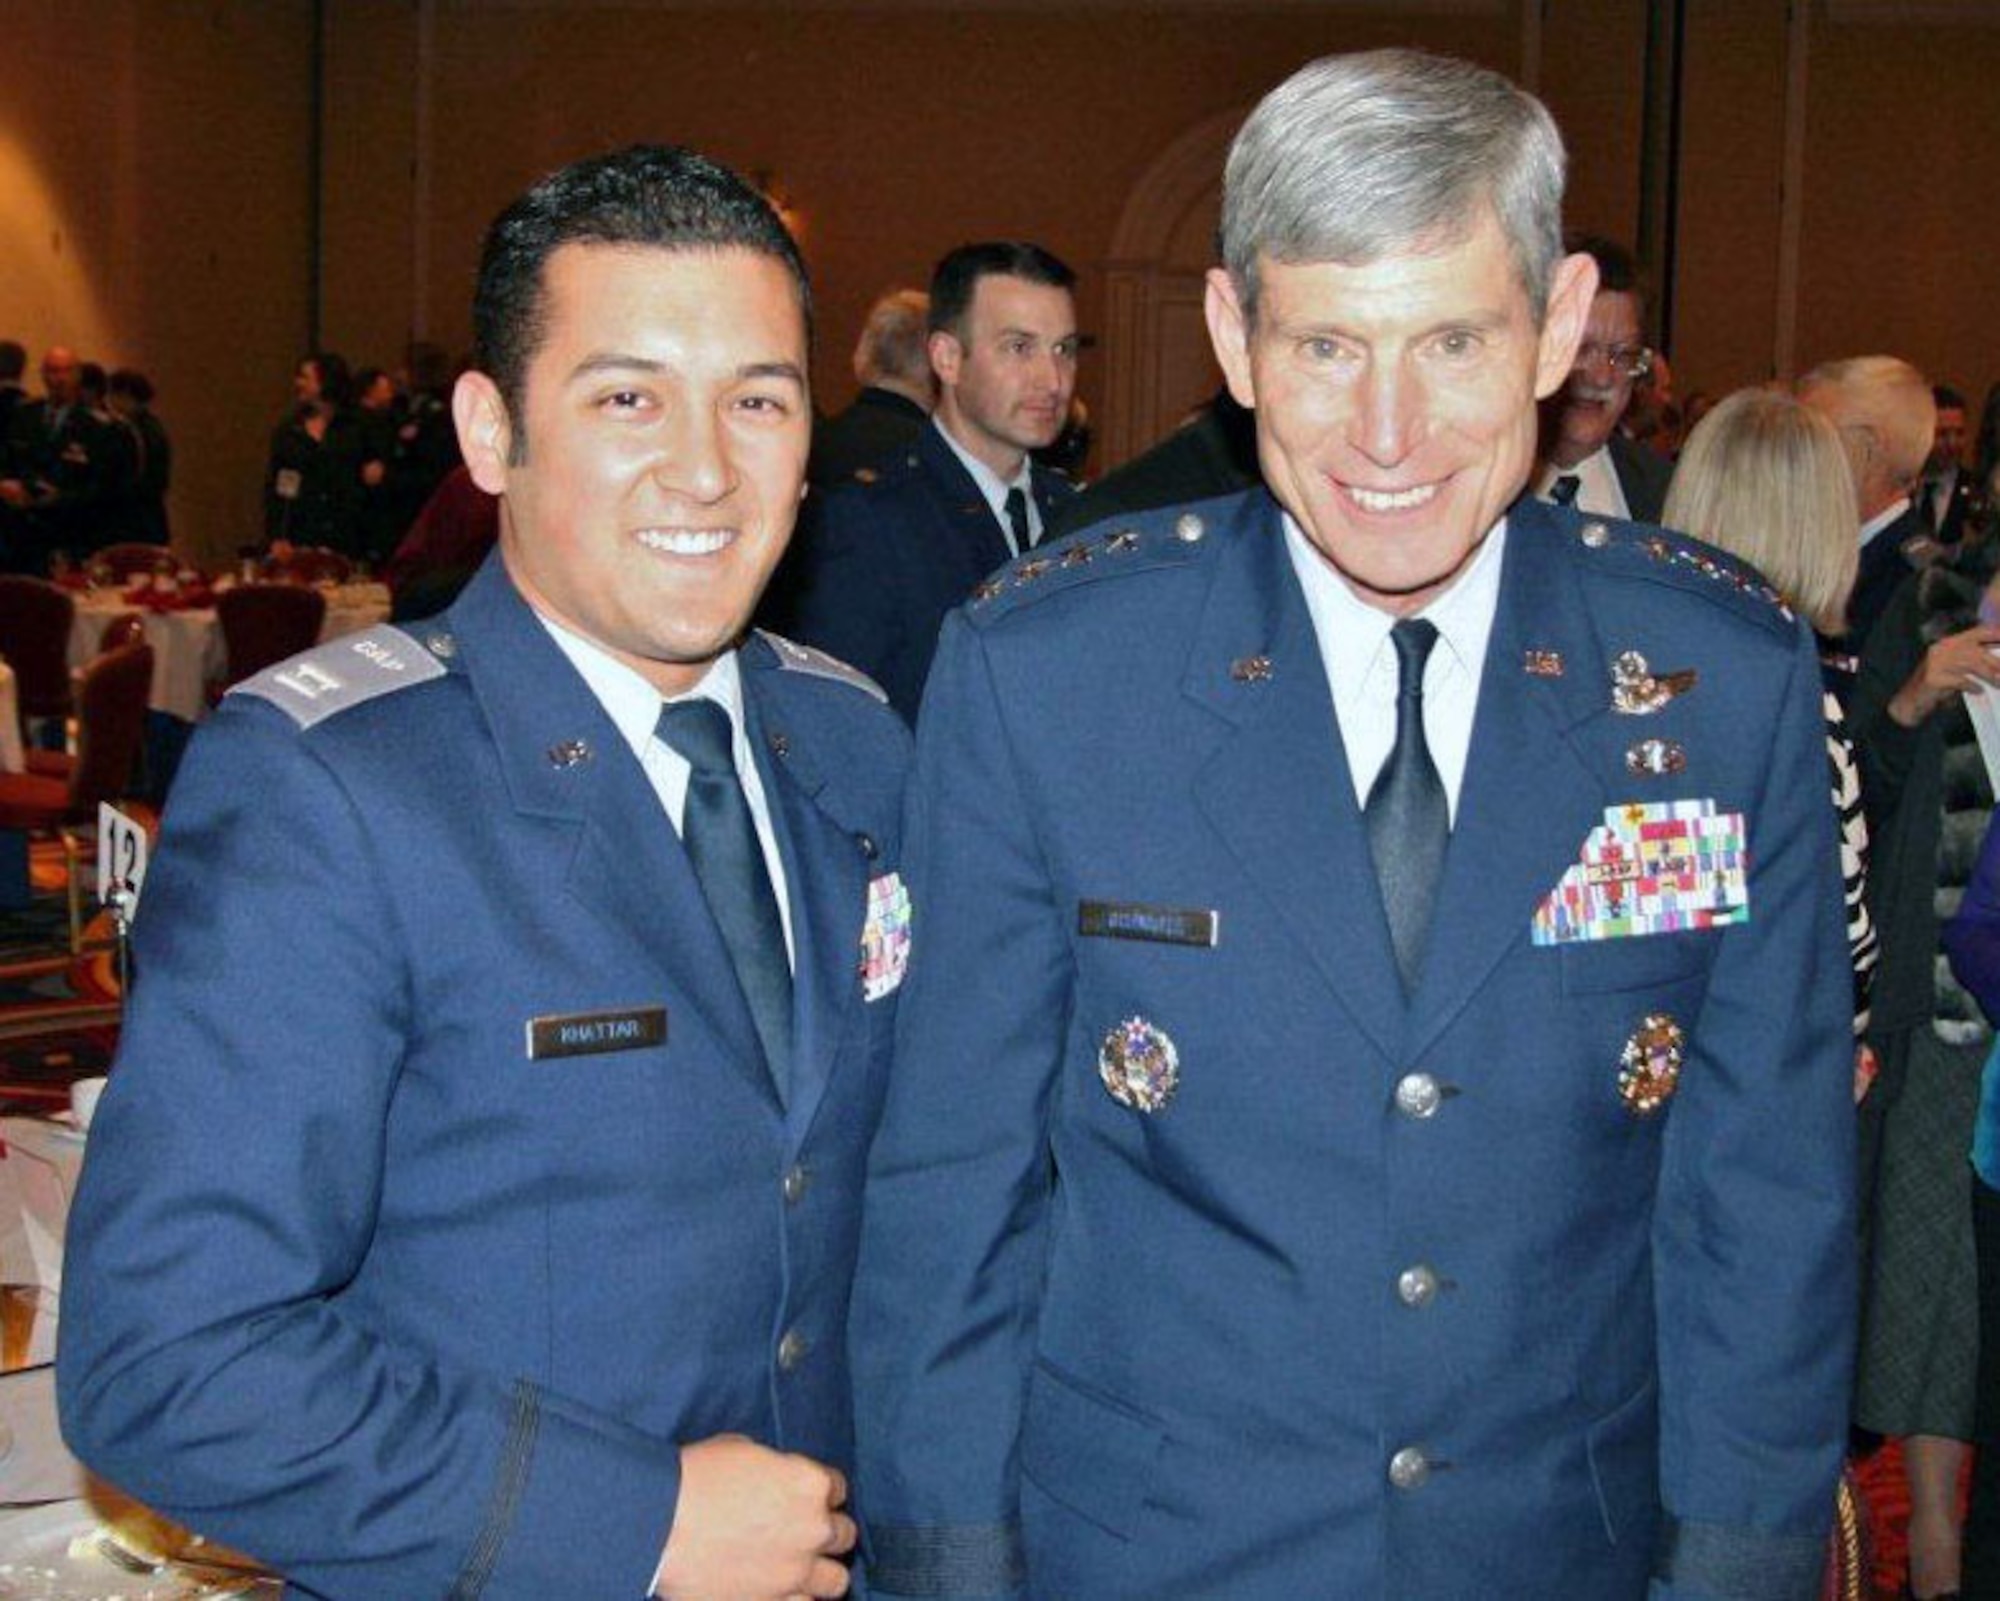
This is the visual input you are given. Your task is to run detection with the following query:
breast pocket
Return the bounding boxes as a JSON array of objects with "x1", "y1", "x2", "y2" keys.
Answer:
[{"x1": 1558, "y1": 929, "x2": 1715, "y2": 996}]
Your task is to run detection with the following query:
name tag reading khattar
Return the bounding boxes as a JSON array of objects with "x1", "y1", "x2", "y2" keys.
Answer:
[
  {"x1": 525, "y1": 1006, "x2": 667, "y2": 1060},
  {"x1": 1532, "y1": 799, "x2": 1748, "y2": 946}
]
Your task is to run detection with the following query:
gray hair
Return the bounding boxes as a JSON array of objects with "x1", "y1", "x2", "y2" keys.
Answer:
[
  {"x1": 853, "y1": 288, "x2": 932, "y2": 389},
  {"x1": 1221, "y1": 49, "x2": 1568, "y2": 324},
  {"x1": 1796, "y1": 355, "x2": 1937, "y2": 493}
]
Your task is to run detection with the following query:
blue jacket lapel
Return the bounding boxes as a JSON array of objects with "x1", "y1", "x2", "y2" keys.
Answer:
[
  {"x1": 1185, "y1": 496, "x2": 1407, "y2": 1061},
  {"x1": 446, "y1": 557, "x2": 776, "y2": 1107},
  {"x1": 1404, "y1": 501, "x2": 1615, "y2": 1060}
]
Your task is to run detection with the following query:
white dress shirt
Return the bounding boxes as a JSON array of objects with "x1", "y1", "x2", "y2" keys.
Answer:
[
  {"x1": 1282, "y1": 514, "x2": 1506, "y2": 823},
  {"x1": 934, "y1": 419, "x2": 1042, "y2": 556},
  {"x1": 538, "y1": 614, "x2": 796, "y2": 968},
  {"x1": 1533, "y1": 444, "x2": 1629, "y2": 520}
]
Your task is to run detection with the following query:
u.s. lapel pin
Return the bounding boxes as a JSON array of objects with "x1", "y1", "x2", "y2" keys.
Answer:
[
  {"x1": 1523, "y1": 648, "x2": 1564, "y2": 678},
  {"x1": 1230, "y1": 655, "x2": 1273, "y2": 684}
]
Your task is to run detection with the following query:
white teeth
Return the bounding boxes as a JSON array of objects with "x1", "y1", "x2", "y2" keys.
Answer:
[
  {"x1": 637, "y1": 528, "x2": 732, "y2": 555},
  {"x1": 1346, "y1": 483, "x2": 1438, "y2": 513}
]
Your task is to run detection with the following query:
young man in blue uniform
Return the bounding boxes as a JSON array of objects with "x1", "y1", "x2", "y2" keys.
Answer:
[
  {"x1": 852, "y1": 50, "x2": 1854, "y2": 1600},
  {"x1": 59, "y1": 146, "x2": 910, "y2": 1601}
]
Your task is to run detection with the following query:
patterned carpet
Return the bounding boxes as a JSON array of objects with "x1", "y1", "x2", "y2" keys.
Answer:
[{"x1": 0, "y1": 834, "x2": 128, "y2": 1112}]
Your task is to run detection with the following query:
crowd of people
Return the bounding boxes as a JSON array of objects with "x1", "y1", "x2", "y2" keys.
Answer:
[{"x1": 17, "y1": 39, "x2": 2000, "y2": 1601}]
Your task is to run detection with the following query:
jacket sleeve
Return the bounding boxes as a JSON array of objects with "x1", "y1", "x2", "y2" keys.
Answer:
[
  {"x1": 848, "y1": 613, "x2": 1061, "y2": 1599},
  {"x1": 1944, "y1": 803, "x2": 2000, "y2": 1021},
  {"x1": 56, "y1": 702, "x2": 681, "y2": 1601},
  {"x1": 1649, "y1": 624, "x2": 1856, "y2": 1600}
]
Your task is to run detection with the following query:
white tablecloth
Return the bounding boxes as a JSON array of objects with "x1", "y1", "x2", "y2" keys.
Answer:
[
  {"x1": 67, "y1": 584, "x2": 393, "y2": 723},
  {"x1": 0, "y1": 662, "x2": 21, "y2": 775}
]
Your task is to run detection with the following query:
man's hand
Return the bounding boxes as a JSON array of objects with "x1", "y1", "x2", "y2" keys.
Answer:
[
  {"x1": 654, "y1": 1434, "x2": 855, "y2": 1600},
  {"x1": 1888, "y1": 622, "x2": 2000, "y2": 727}
]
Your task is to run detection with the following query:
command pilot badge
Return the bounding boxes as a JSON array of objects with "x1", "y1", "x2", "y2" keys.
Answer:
[
  {"x1": 1618, "y1": 1013, "x2": 1686, "y2": 1114},
  {"x1": 1098, "y1": 1016, "x2": 1180, "y2": 1114},
  {"x1": 860, "y1": 872, "x2": 911, "y2": 1003}
]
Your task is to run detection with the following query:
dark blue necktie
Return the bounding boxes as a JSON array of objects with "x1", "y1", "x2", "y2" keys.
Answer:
[
  {"x1": 656, "y1": 700, "x2": 793, "y2": 1105},
  {"x1": 1550, "y1": 474, "x2": 1582, "y2": 507},
  {"x1": 1366, "y1": 619, "x2": 1448, "y2": 993},
  {"x1": 1005, "y1": 485, "x2": 1034, "y2": 554}
]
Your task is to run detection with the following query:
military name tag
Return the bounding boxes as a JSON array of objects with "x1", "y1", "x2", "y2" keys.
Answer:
[
  {"x1": 1532, "y1": 799, "x2": 1748, "y2": 946},
  {"x1": 525, "y1": 1006, "x2": 667, "y2": 1061},
  {"x1": 1078, "y1": 900, "x2": 1219, "y2": 949}
]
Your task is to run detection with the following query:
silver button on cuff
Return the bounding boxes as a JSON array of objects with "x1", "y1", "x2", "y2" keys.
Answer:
[
  {"x1": 1394, "y1": 1072, "x2": 1443, "y2": 1119},
  {"x1": 1397, "y1": 1264, "x2": 1440, "y2": 1308},
  {"x1": 1388, "y1": 1447, "x2": 1431, "y2": 1490},
  {"x1": 782, "y1": 1165, "x2": 810, "y2": 1205},
  {"x1": 776, "y1": 1329, "x2": 810, "y2": 1372}
]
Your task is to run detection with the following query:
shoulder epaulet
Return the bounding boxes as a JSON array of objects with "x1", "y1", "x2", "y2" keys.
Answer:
[
  {"x1": 757, "y1": 631, "x2": 890, "y2": 704},
  {"x1": 230, "y1": 623, "x2": 450, "y2": 730},
  {"x1": 1560, "y1": 513, "x2": 1798, "y2": 636},
  {"x1": 964, "y1": 504, "x2": 1223, "y2": 626}
]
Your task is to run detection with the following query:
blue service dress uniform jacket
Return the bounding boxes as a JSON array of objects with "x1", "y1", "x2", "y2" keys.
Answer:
[
  {"x1": 781, "y1": 421, "x2": 1076, "y2": 724},
  {"x1": 850, "y1": 491, "x2": 1854, "y2": 1600},
  {"x1": 57, "y1": 554, "x2": 913, "y2": 1600}
]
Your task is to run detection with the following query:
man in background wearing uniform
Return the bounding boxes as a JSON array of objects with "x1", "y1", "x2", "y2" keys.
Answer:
[
  {"x1": 60, "y1": 145, "x2": 911, "y2": 1601},
  {"x1": 852, "y1": 49, "x2": 1852, "y2": 1601},
  {"x1": 784, "y1": 242, "x2": 1080, "y2": 723}
]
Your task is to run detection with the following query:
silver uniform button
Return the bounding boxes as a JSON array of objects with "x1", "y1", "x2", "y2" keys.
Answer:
[
  {"x1": 1388, "y1": 1447, "x2": 1431, "y2": 1491},
  {"x1": 1395, "y1": 1072, "x2": 1443, "y2": 1119},
  {"x1": 782, "y1": 1165, "x2": 810, "y2": 1205},
  {"x1": 1397, "y1": 1264, "x2": 1440, "y2": 1308},
  {"x1": 776, "y1": 1328, "x2": 811, "y2": 1372}
]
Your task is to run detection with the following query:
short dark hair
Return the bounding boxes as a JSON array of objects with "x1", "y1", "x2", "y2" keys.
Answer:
[
  {"x1": 473, "y1": 144, "x2": 810, "y2": 422},
  {"x1": 928, "y1": 242, "x2": 1075, "y2": 340},
  {"x1": 306, "y1": 350, "x2": 354, "y2": 410},
  {"x1": 1564, "y1": 231, "x2": 1648, "y2": 314},
  {"x1": 1936, "y1": 383, "x2": 1966, "y2": 412},
  {"x1": 108, "y1": 368, "x2": 154, "y2": 405},
  {"x1": 0, "y1": 341, "x2": 23, "y2": 383}
]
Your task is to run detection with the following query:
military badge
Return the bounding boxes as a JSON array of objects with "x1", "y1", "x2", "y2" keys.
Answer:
[
  {"x1": 859, "y1": 872, "x2": 912, "y2": 1003},
  {"x1": 1230, "y1": 656, "x2": 1273, "y2": 683},
  {"x1": 1610, "y1": 651, "x2": 1697, "y2": 715},
  {"x1": 1625, "y1": 738, "x2": 1687, "y2": 776},
  {"x1": 1532, "y1": 798, "x2": 1749, "y2": 945},
  {"x1": 1618, "y1": 1013, "x2": 1685, "y2": 1114},
  {"x1": 1523, "y1": 649, "x2": 1564, "y2": 677},
  {"x1": 1098, "y1": 1016, "x2": 1180, "y2": 1113}
]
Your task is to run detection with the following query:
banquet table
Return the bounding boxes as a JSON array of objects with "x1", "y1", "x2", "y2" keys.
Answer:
[
  {"x1": 67, "y1": 583, "x2": 394, "y2": 724},
  {"x1": 0, "y1": 663, "x2": 21, "y2": 777}
]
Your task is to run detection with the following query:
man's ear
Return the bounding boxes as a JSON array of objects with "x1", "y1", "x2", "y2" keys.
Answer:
[
  {"x1": 454, "y1": 370, "x2": 515, "y2": 492},
  {"x1": 1533, "y1": 252, "x2": 1599, "y2": 401},
  {"x1": 927, "y1": 329, "x2": 962, "y2": 390},
  {"x1": 1204, "y1": 268, "x2": 1256, "y2": 412}
]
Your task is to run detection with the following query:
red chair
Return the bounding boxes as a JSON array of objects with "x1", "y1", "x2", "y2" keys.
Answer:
[
  {"x1": 93, "y1": 543, "x2": 174, "y2": 581},
  {"x1": 0, "y1": 642, "x2": 153, "y2": 949},
  {"x1": 216, "y1": 584, "x2": 326, "y2": 688},
  {"x1": 97, "y1": 612, "x2": 146, "y2": 653},
  {"x1": 0, "y1": 575, "x2": 77, "y2": 734}
]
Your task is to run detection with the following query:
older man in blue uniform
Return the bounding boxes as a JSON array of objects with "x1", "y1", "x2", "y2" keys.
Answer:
[
  {"x1": 851, "y1": 50, "x2": 1853, "y2": 1601},
  {"x1": 59, "y1": 148, "x2": 909, "y2": 1600}
]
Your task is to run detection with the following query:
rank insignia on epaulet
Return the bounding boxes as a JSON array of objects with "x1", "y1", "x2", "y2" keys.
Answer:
[
  {"x1": 230, "y1": 624, "x2": 446, "y2": 730},
  {"x1": 758, "y1": 631, "x2": 889, "y2": 703},
  {"x1": 967, "y1": 515, "x2": 1198, "y2": 616},
  {"x1": 1570, "y1": 518, "x2": 1796, "y2": 626}
]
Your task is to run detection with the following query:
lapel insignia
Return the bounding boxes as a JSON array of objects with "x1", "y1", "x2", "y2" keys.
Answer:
[
  {"x1": 1618, "y1": 1013, "x2": 1685, "y2": 1114},
  {"x1": 859, "y1": 871, "x2": 912, "y2": 1002},
  {"x1": 1523, "y1": 648, "x2": 1564, "y2": 678},
  {"x1": 1230, "y1": 655, "x2": 1273, "y2": 684},
  {"x1": 1625, "y1": 737, "x2": 1686, "y2": 776},
  {"x1": 546, "y1": 739, "x2": 592, "y2": 769},
  {"x1": 1610, "y1": 651, "x2": 1697, "y2": 714},
  {"x1": 767, "y1": 731, "x2": 790, "y2": 759},
  {"x1": 1099, "y1": 1016, "x2": 1180, "y2": 1114}
]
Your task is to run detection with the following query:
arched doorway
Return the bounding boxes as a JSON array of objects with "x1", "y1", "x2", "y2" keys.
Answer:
[{"x1": 1100, "y1": 106, "x2": 1245, "y2": 470}]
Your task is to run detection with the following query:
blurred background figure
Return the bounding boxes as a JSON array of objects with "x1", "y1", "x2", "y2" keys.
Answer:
[
  {"x1": 107, "y1": 368, "x2": 171, "y2": 546},
  {"x1": 261, "y1": 350, "x2": 371, "y2": 555},
  {"x1": 808, "y1": 286, "x2": 934, "y2": 490}
]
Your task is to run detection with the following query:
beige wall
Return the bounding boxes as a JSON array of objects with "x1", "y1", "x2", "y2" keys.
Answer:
[
  {"x1": 5, "y1": 0, "x2": 1998, "y2": 565},
  {"x1": 0, "y1": 0, "x2": 314, "y2": 566}
]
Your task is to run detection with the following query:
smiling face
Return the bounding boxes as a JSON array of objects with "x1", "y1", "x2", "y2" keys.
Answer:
[
  {"x1": 1550, "y1": 287, "x2": 1645, "y2": 467},
  {"x1": 1207, "y1": 212, "x2": 1592, "y2": 616},
  {"x1": 456, "y1": 242, "x2": 810, "y2": 695},
  {"x1": 931, "y1": 273, "x2": 1079, "y2": 478}
]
